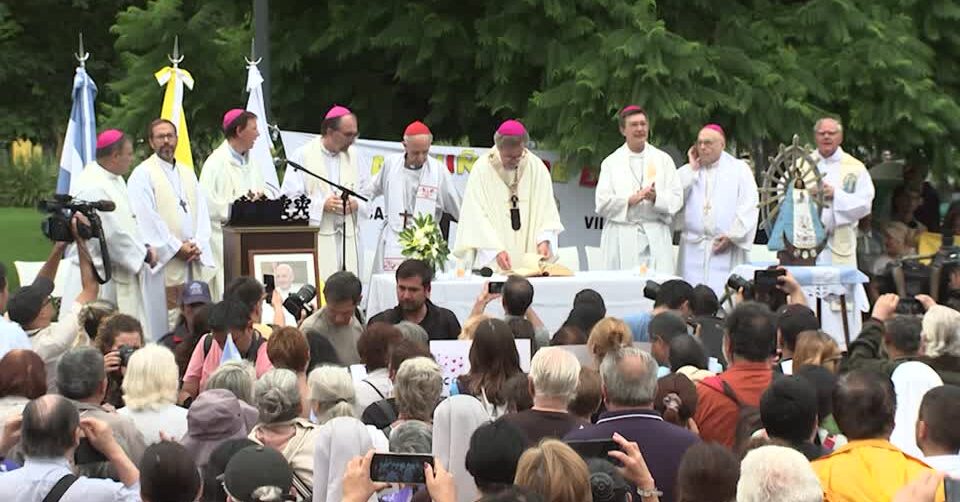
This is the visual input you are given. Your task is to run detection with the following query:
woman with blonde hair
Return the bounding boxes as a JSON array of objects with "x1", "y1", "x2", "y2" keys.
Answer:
[
  {"x1": 308, "y1": 365, "x2": 390, "y2": 451},
  {"x1": 514, "y1": 439, "x2": 593, "y2": 502},
  {"x1": 119, "y1": 344, "x2": 188, "y2": 444},
  {"x1": 793, "y1": 330, "x2": 842, "y2": 374},
  {"x1": 458, "y1": 313, "x2": 491, "y2": 340},
  {"x1": 587, "y1": 317, "x2": 633, "y2": 368}
]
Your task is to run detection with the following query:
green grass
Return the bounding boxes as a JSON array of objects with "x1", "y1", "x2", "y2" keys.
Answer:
[{"x1": 0, "y1": 207, "x2": 51, "y2": 290}]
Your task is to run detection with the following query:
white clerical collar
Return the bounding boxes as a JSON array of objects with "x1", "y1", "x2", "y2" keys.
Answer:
[
  {"x1": 320, "y1": 141, "x2": 340, "y2": 158},
  {"x1": 227, "y1": 144, "x2": 248, "y2": 165},
  {"x1": 703, "y1": 157, "x2": 721, "y2": 170},
  {"x1": 155, "y1": 156, "x2": 175, "y2": 170},
  {"x1": 625, "y1": 143, "x2": 646, "y2": 156},
  {"x1": 95, "y1": 162, "x2": 123, "y2": 181},
  {"x1": 821, "y1": 146, "x2": 843, "y2": 163}
]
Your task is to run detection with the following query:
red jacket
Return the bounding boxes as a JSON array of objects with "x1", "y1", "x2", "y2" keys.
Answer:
[{"x1": 693, "y1": 361, "x2": 773, "y2": 448}]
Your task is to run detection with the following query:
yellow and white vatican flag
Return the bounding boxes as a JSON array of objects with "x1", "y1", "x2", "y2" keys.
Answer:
[{"x1": 155, "y1": 65, "x2": 195, "y2": 168}]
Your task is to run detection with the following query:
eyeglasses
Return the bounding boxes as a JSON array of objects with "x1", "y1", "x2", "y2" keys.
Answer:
[{"x1": 152, "y1": 133, "x2": 177, "y2": 141}]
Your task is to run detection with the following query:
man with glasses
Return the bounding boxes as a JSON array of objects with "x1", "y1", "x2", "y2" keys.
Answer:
[
  {"x1": 676, "y1": 123, "x2": 759, "y2": 295},
  {"x1": 129, "y1": 119, "x2": 213, "y2": 335},
  {"x1": 807, "y1": 117, "x2": 875, "y2": 266},
  {"x1": 281, "y1": 105, "x2": 363, "y2": 280}
]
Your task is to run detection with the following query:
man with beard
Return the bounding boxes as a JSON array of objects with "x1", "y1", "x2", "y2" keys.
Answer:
[
  {"x1": 128, "y1": 118, "x2": 214, "y2": 331},
  {"x1": 369, "y1": 259, "x2": 461, "y2": 340}
]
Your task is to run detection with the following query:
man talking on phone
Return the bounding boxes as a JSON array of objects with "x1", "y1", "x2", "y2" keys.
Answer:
[{"x1": 676, "y1": 124, "x2": 759, "y2": 296}]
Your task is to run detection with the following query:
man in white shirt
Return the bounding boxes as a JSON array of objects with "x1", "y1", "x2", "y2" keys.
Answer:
[
  {"x1": 128, "y1": 119, "x2": 213, "y2": 333},
  {"x1": 0, "y1": 395, "x2": 140, "y2": 501},
  {"x1": 595, "y1": 105, "x2": 683, "y2": 273},
  {"x1": 808, "y1": 117, "x2": 875, "y2": 266},
  {"x1": 917, "y1": 385, "x2": 960, "y2": 477},
  {"x1": 0, "y1": 262, "x2": 30, "y2": 359},
  {"x1": 281, "y1": 105, "x2": 363, "y2": 280}
]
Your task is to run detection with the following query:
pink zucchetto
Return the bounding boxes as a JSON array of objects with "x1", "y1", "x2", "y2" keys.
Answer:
[
  {"x1": 496, "y1": 119, "x2": 527, "y2": 136},
  {"x1": 96, "y1": 129, "x2": 124, "y2": 149},
  {"x1": 222, "y1": 108, "x2": 245, "y2": 131},
  {"x1": 325, "y1": 105, "x2": 352, "y2": 120},
  {"x1": 620, "y1": 105, "x2": 644, "y2": 115},
  {"x1": 703, "y1": 123, "x2": 725, "y2": 137}
]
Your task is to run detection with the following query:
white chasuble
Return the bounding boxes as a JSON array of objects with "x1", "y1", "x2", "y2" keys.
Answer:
[
  {"x1": 59, "y1": 163, "x2": 166, "y2": 341},
  {"x1": 805, "y1": 147, "x2": 874, "y2": 266},
  {"x1": 280, "y1": 138, "x2": 360, "y2": 281},
  {"x1": 453, "y1": 148, "x2": 563, "y2": 270},
  {"x1": 362, "y1": 153, "x2": 462, "y2": 274},
  {"x1": 199, "y1": 140, "x2": 266, "y2": 301},
  {"x1": 676, "y1": 151, "x2": 759, "y2": 295},
  {"x1": 595, "y1": 143, "x2": 683, "y2": 273}
]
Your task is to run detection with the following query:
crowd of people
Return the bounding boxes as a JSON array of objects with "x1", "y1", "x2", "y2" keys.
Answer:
[{"x1": 2, "y1": 226, "x2": 960, "y2": 501}]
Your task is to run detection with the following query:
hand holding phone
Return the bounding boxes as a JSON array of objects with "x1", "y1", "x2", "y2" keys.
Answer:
[
  {"x1": 370, "y1": 453, "x2": 434, "y2": 484},
  {"x1": 488, "y1": 281, "x2": 505, "y2": 295},
  {"x1": 263, "y1": 274, "x2": 275, "y2": 298},
  {"x1": 564, "y1": 438, "x2": 624, "y2": 467}
]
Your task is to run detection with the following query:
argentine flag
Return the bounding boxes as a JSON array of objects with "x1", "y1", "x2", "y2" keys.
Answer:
[
  {"x1": 220, "y1": 333, "x2": 243, "y2": 365},
  {"x1": 57, "y1": 67, "x2": 97, "y2": 195}
]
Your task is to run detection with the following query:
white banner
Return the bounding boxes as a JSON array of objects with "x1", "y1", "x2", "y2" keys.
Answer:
[{"x1": 279, "y1": 131, "x2": 605, "y2": 276}]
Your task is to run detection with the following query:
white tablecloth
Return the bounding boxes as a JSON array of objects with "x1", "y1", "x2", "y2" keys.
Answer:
[
  {"x1": 730, "y1": 264, "x2": 870, "y2": 349},
  {"x1": 366, "y1": 271, "x2": 676, "y2": 334}
]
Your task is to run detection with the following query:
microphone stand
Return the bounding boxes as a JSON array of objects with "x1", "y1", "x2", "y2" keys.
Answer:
[{"x1": 277, "y1": 158, "x2": 369, "y2": 271}]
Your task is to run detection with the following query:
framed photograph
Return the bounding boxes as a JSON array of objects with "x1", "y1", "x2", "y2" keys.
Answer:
[{"x1": 250, "y1": 251, "x2": 318, "y2": 296}]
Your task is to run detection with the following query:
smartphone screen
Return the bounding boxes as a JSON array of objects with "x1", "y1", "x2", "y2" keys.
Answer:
[
  {"x1": 564, "y1": 439, "x2": 623, "y2": 467},
  {"x1": 488, "y1": 281, "x2": 505, "y2": 295},
  {"x1": 263, "y1": 274, "x2": 275, "y2": 298},
  {"x1": 753, "y1": 268, "x2": 787, "y2": 310},
  {"x1": 370, "y1": 453, "x2": 434, "y2": 484}
]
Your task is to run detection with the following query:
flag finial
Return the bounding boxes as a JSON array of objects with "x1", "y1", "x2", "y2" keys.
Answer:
[
  {"x1": 168, "y1": 35, "x2": 184, "y2": 69},
  {"x1": 245, "y1": 38, "x2": 261, "y2": 67},
  {"x1": 74, "y1": 32, "x2": 89, "y2": 68}
]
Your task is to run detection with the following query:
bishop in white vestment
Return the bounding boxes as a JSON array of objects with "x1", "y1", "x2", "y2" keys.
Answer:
[
  {"x1": 677, "y1": 124, "x2": 759, "y2": 295},
  {"x1": 281, "y1": 105, "x2": 363, "y2": 281},
  {"x1": 128, "y1": 119, "x2": 214, "y2": 332},
  {"x1": 596, "y1": 105, "x2": 683, "y2": 274},
  {"x1": 361, "y1": 121, "x2": 462, "y2": 274},
  {"x1": 59, "y1": 130, "x2": 166, "y2": 340},
  {"x1": 454, "y1": 120, "x2": 563, "y2": 271},
  {"x1": 808, "y1": 117, "x2": 875, "y2": 266},
  {"x1": 199, "y1": 109, "x2": 267, "y2": 301}
]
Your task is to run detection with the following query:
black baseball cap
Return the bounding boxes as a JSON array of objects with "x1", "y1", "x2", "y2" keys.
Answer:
[
  {"x1": 7, "y1": 277, "x2": 54, "y2": 326},
  {"x1": 222, "y1": 445, "x2": 293, "y2": 502}
]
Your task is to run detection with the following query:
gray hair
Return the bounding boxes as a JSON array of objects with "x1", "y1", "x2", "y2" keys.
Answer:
[
  {"x1": 813, "y1": 117, "x2": 843, "y2": 134},
  {"x1": 493, "y1": 132, "x2": 529, "y2": 148},
  {"x1": 307, "y1": 365, "x2": 356, "y2": 424},
  {"x1": 599, "y1": 346, "x2": 658, "y2": 407},
  {"x1": 403, "y1": 133, "x2": 434, "y2": 143},
  {"x1": 530, "y1": 347, "x2": 581, "y2": 402},
  {"x1": 254, "y1": 368, "x2": 301, "y2": 424},
  {"x1": 389, "y1": 420, "x2": 433, "y2": 454},
  {"x1": 205, "y1": 360, "x2": 256, "y2": 405},
  {"x1": 22, "y1": 395, "x2": 79, "y2": 458},
  {"x1": 737, "y1": 445, "x2": 823, "y2": 502},
  {"x1": 57, "y1": 347, "x2": 105, "y2": 400},
  {"x1": 922, "y1": 305, "x2": 960, "y2": 357},
  {"x1": 395, "y1": 357, "x2": 443, "y2": 422},
  {"x1": 396, "y1": 321, "x2": 429, "y2": 348}
]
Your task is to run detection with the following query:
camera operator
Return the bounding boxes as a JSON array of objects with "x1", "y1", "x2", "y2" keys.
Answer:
[
  {"x1": 58, "y1": 129, "x2": 163, "y2": 341},
  {"x1": 8, "y1": 214, "x2": 98, "y2": 392},
  {"x1": 93, "y1": 314, "x2": 145, "y2": 410}
]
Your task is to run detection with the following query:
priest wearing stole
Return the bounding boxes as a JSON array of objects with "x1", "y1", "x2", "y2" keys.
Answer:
[
  {"x1": 677, "y1": 124, "x2": 759, "y2": 295},
  {"x1": 454, "y1": 120, "x2": 563, "y2": 272},
  {"x1": 281, "y1": 105, "x2": 362, "y2": 281},
  {"x1": 199, "y1": 109, "x2": 266, "y2": 301},
  {"x1": 596, "y1": 105, "x2": 683, "y2": 274},
  {"x1": 807, "y1": 117, "x2": 875, "y2": 266},
  {"x1": 361, "y1": 121, "x2": 462, "y2": 274},
  {"x1": 59, "y1": 130, "x2": 165, "y2": 339},
  {"x1": 128, "y1": 118, "x2": 214, "y2": 331}
]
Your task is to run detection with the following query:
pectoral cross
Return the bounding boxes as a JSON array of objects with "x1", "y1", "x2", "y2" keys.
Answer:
[
  {"x1": 179, "y1": 199, "x2": 188, "y2": 212},
  {"x1": 400, "y1": 209, "x2": 414, "y2": 228}
]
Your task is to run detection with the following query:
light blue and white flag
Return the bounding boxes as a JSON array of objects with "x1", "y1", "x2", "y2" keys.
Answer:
[
  {"x1": 245, "y1": 61, "x2": 279, "y2": 197},
  {"x1": 57, "y1": 66, "x2": 97, "y2": 195},
  {"x1": 220, "y1": 333, "x2": 242, "y2": 365}
]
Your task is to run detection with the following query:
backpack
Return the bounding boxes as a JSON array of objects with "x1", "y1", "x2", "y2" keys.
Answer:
[
  {"x1": 203, "y1": 333, "x2": 263, "y2": 363},
  {"x1": 703, "y1": 376, "x2": 764, "y2": 451}
]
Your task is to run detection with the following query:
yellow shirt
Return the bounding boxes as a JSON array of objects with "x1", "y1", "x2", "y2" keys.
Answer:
[{"x1": 812, "y1": 439, "x2": 944, "y2": 501}]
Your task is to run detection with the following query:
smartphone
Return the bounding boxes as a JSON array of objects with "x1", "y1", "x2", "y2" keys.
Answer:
[
  {"x1": 74, "y1": 437, "x2": 108, "y2": 465},
  {"x1": 263, "y1": 274, "x2": 275, "y2": 298},
  {"x1": 946, "y1": 477, "x2": 960, "y2": 502},
  {"x1": 370, "y1": 453, "x2": 434, "y2": 484},
  {"x1": 488, "y1": 281, "x2": 505, "y2": 295},
  {"x1": 753, "y1": 268, "x2": 787, "y2": 311},
  {"x1": 564, "y1": 438, "x2": 623, "y2": 467}
]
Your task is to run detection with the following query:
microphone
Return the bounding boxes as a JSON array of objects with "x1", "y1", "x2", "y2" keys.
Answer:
[{"x1": 471, "y1": 267, "x2": 493, "y2": 277}]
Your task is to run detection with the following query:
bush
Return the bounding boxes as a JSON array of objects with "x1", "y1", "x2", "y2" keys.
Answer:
[{"x1": 0, "y1": 152, "x2": 58, "y2": 207}]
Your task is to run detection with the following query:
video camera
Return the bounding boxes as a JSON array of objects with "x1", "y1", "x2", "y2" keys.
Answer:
[
  {"x1": 283, "y1": 284, "x2": 317, "y2": 319},
  {"x1": 723, "y1": 268, "x2": 787, "y2": 311},
  {"x1": 878, "y1": 230, "x2": 960, "y2": 315},
  {"x1": 38, "y1": 194, "x2": 114, "y2": 284}
]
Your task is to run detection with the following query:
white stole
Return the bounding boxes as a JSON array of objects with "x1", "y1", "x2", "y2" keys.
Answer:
[{"x1": 381, "y1": 154, "x2": 442, "y2": 271}]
